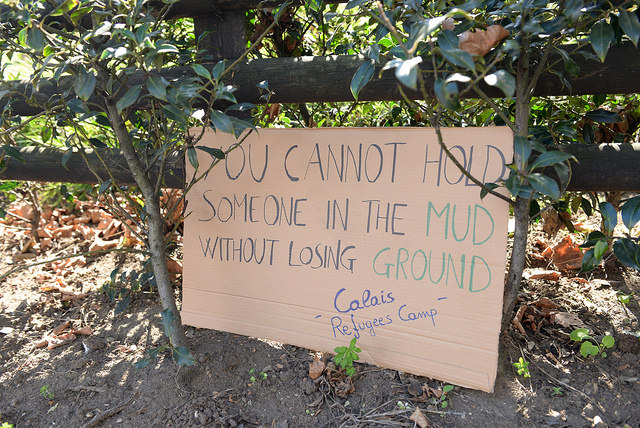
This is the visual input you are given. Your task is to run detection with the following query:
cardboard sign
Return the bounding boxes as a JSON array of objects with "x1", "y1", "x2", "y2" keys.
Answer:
[{"x1": 182, "y1": 127, "x2": 513, "y2": 392}]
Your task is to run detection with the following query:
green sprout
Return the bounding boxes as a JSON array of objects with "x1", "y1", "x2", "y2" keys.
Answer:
[
  {"x1": 334, "y1": 337, "x2": 361, "y2": 377},
  {"x1": 513, "y1": 357, "x2": 531, "y2": 378},
  {"x1": 249, "y1": 368, "x2": 267, "y2": 383},
  {"x1": 570, "y1": 328, "x2": 615, "y2": 358},
  {"x1": 40, "y1": 385, "x2": 54, "y2": 401}
]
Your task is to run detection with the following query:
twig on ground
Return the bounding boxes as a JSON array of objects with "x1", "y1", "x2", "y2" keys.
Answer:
[
  {"x1": 0, "y1": 247, "x2": 147, "y2": 281},
  {"x1": 82, "y1": 392, "x2": 139, "y2": 428},
  {"x1": 529, "y1": 359, "x2": 608, "y2": 419}
]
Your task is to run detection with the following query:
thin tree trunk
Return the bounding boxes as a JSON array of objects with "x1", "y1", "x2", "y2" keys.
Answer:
[
  {"x1": 501, "y1": 33, "x2": 532, "y2": 330},
  {"x1": 502, "y1": 196, "x2": 528, "y2": 329},
  {"x1": 105, "y1": 100, "x2": 188, "y2": 349}
]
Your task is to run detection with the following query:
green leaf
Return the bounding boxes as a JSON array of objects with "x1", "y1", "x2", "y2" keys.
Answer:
[
  {"x1": 433, "y1": 79, "x2": 459, "y2": 110},
  {"x1": 210, "y1": 109, "x2": 234, "y2": 134},
  {"x1": 530, "y1": 151, "x2": 574, "y2": 170},
  {"x1": 187, "y1": 146, "x2": 199, "y2": 169},
  {"x1": 581, "y1": 341, "x2": 598, "y2": 358},
  {"x1": 599, "y1": 202, "x2": 617, "y2": 234},
  {"x1": 585, "y1": 108, "x2": 622, "y2": 123},
  {"x1": 162, "y1": 104, "x2": 189, "y2": 123},
  {"x1": 192, "y1": 64, "x2": 211, "y2": 81},
  {"x1": 483, "y1": 70, "x2": 515, "y2": 98},
  {"x1": 394, "y1": 57, "x2": 422, "y2": 90},
  {"x1": 100, "y1": 46, "x2": 128, "y2": 60},
  {"x1": 443, "y1": 384, "x2": 454, "y2": 393},
  {"x1": 581, "y1": 248, "x2": 600, "y2": 272},
  {"x1": 613, "y1": 238, "x2": 640, "y2": 270},
  {"x1": 621, "y1": 195, "x2": 640, "y2": 230},
  {"x1": 146, "y1": 75, "x2": 169, "y2": 101},
  {"x1": 211, "y1": 60, "x2": 226, "y2": 81},
  {"x1": 116, "y1": 86, "x2": 141, "y2": 112},
  {"x1": 98, "y1": 179, "x2": 112, "y2": 195},
  {"x1": 590, "y1": 21, "x2": 614, "y2": 62},
  {"x1": 563, "y1": 0, "x2": 583, "y2": 22},
  {"x1": 41, "y1": 126, "x2": 53, "y2": 143},
  {"x1": 114, "y1": 294, "x2": 131, "y2": 315},
  {"x1": 513, "y1": 136, "x2": 531, "y2": 170},
  {"x1": 529, "y1": 173, "x2": 560, "y2": 200},
  {"x1": 2, "y1": 146, "x2": 25, "y2": 163},
  {"x1": 334, "y1": 346, "x2": 347, "y2": 353},
  {"x1": 580, "y1": 230, "x2": 607, "y2": 248},
  {"x1": 70, "y1": 6, "x2": 93, "y2": 25},
  {"x1": 196, "y1": 146, "x2": 225, "y2": 160},
  {"x1": 18, "y1": 27, "x2": 28, "y2": 46},
  {"x1": 26, "y1": 27, "x2": 45, "y2": 52},
  {"x1": 155, "y1": 42, "x2": 179, "y2": 54},
  {"x1": 437, "y1": 30, "x2": 475, "y2": 70},
  {"x1": 351, "y1": 59, "x2": 375, "y2": 100},
  {"x1": 594, "y1": 239, "x2": 608, "y2": 260},
  {"x1": 570, "y1": 328, "x2": 590, "y2": 342},
  {"x1": 160, "y1": 308, "x2": 176, "y2": 339},
  {"x1": 134, "y1": 357, "x2": 151, "y2": 369},
  {"x1": 601, "y1": 335, "x2": 614, "y2": 348},
  {"x1": 50, "y1": 0, "x2": 79, "y2": 16},
  {"x1": 172, "y1": 346, "x2": 196, "y2": 366},
  {"x1": 74, "y1": 69, "x2": 96, "y2": 101},
  {"x1": 581, "y1": 197, "x2": 593, "y2": 216},
  {"x1": 618, "y1": 9, "x2": 640, "y2": 47},
  {"x1": 480, "y1": 182, "x2": 498, "y2": 200}
]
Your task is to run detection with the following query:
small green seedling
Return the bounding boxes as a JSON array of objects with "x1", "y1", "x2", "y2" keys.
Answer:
[
  {"x1": 40, "y1": 385, "x2": 54, "y2": 401},
  {"x1": 430, "y1": 384, "x2": 454, "y2": 410},
  {"x1": 551, "y1": 386, "x2": 563, "y2": 396},
  {"x1": 249, "y1": 368, "x2": 267, "y2": 383},
  {"x1": 617, "y1": 291, "x2": 633, "y2": 306},
  {"x1": 397, "y1": 400, "x2": 410, "y2": 410},
  {"x1": 570, "y1": 328, "x2": 615, "y2": 358},
  {"x1": 1, "y1": 422, "x2": 14, "y2": 428},
  {"x1": 513, "y1": 357, "x2": 531, "y2": 378},
  {"x1": 334, "y1": 337, "x2": 361, "y2": 377}
]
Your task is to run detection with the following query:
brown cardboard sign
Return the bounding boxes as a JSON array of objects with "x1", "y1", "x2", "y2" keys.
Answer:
[{"x1": 182, "y1": 127, "x2": 513, "y2": 392}]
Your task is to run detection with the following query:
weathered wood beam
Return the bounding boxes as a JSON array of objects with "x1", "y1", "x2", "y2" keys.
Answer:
[
  {"x1": 0, "y1": 147, "x2": 185, "y2": 189},
  {"x1": 2, "y1": 44, "x2": 639, "y2": 117},
  {"x1": 1, "y1": 144, "x2": 639, "y2": 191},
  {"x1": 164, "y1": 0, "x2": 348, "y2": 18},
  {"x1": 559, "y1": 143, "x2": 640, "y2": 192}
]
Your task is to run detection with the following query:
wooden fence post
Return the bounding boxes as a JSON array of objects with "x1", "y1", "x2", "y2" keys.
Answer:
[{"x1": 194, "y1": 11, "x2": 246, "y2": 61}]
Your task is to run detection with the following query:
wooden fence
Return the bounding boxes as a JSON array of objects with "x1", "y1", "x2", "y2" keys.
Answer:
[{"x1": 1, "y1": 0, "x2": 639, "y2": 191}]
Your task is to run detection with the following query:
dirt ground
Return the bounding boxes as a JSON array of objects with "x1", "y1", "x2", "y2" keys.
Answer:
[{"x1": 0, "y1": 200, "x2": 639, "y2": 428}]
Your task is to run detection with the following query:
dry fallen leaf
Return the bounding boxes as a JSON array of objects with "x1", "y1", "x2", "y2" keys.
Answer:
[
  {"x1": 512, "y1": 305, "x2": 528, "y2": 336},
  {"x1": 410, "y1": 407, "x2": 430, "y2": 428},
  {"x1": 407, "y1": 377, "x2": 423, "y2": 397},
  {"x1": 47, "y1": 333, "x2": 76, "y2": 349},
  {"x1": 52, "y1": 321, "x2": 71, "y2": 335},
  {"x1": 533, "y1": 297, "x2": 559, "y2": 310},
  {"x1": 442, "y1": 17, "x2": 455, "y2": 31},
  {"x1": 526, "y1": 269, "x2": 561, "y2": 281},
  {"x1": 72, "y1": 326, "x2": 93, "y2": 336},
  {"x1": 89, "y1": 237, "x2": 119, "y2": 252},
  {"x1": 167, "y1": 258, "x2": 183, "y2": 274},
  {"x1": 541, "y1": 208, "x2": 564, "y2": 237},
  {"x1": 551, "y1": 236, "x2": 584, "y2": 270},
  {"x1": 308, "y1": 355, "x2": 325, "y2": 380},
  {"x1": 459, "y1": 25, "x2": 509, "y2": 56},
  {"x1": 554, "y1": 312, "x2": 587, "y2": 328}
]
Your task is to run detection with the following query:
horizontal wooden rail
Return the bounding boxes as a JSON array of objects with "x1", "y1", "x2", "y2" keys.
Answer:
[
  {"x1": 1, "y1": 143, "x2": 639, "y2": 191},
  {"x1": 0, "y1": 147, "x2": 184, "y2": 189},
  {"x1": 2, "y1": 44, "x2": 639, "y2": 117},
  {"x1": 165, "y1": 0, "x2": 349, "y2": 18}
]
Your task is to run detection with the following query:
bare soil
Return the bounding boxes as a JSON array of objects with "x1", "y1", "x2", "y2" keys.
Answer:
[{"x1": 0, "y1": 203, "x2": 639, "y2": 428}]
